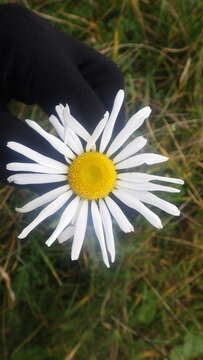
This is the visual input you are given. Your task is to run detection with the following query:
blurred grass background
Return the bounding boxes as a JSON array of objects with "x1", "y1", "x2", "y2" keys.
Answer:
[{"x1": 0, "y1": 0, "x2": 203, "y2": 359}]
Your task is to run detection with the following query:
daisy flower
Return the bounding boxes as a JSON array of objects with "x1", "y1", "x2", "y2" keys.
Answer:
[{"x1": 6, "y1": 90, "x2": 184, "y2": 267}]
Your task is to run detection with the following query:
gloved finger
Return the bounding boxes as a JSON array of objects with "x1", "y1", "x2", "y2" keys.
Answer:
[
  {"x1": 66, "y1": 39, "x2": 125, "y2": 134},
  {"x1": 0, "y1": 3, "x2": 47, "y2": 105},
  {"x1": 0, "y1": 4, "x2": 122, "y2": 133},
  {"x1": 34, "y1": 61, "x2": 106, "y2": 133},
  {"x1": 81, "y1": 54, "x2": 125, "y2": 136}
]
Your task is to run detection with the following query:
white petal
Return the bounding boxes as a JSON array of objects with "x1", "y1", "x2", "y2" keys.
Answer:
[
  {"x1": 56, "y1": 104, "x2": 65, "y2": 125},
  {"x1": 117, "y1": 172, "x2": 184, "y2": 184},
  {"x1": 131, "y1": 191, "x2": 180, "y2": 216},
  {"x1": 49, "y1": 115, "x2": 64, "y2": 140},
  {"x1": 91, "y1": 200, "x2": 110, "y2": 268},
  {"x1": 70, "y1": 200, "x2": 82, "y2": 225},
  {"x1": 26, "y1": 120, "x2": 75, "y2": 160},
  {"x1": 113, "y1": 136, "x2": 147, "y2": 163},
  {"x1": 6, "y1": 162, "x2": 67, "y2": 174},
  {"x1": 100, "y1": 90, "x2": 124, "y2": 153},
  {"x1": 113, "y1": 188, "x2": 163, "y2": 229},
  {"x1": 116, "y1": 153, "x2": 168, "y2": 170},
  {"x1": 68, "y1": 131, "x2": 84, "y2": 153},
  {"x1": 16, "y1": 185, "x2": 69, "y2": 213},
  {"x1": 99, "y1": 199, "x2": 115, "y2": 263},
  {"x1": 63, "y1": 105, "x2": 90, "y2": 141},
  {"x1": 117, "y1": 180, "x2": 180, "y2": 193},
  {"x1": 18, "y1": 191, "x2": 72, "y2": 239},
  {"x1": 7, "y1": 173, "x2": 67, "y2": 185},
  {"x1": 57, "y1": 226, "x2": 75, "y2": 244},
  {"x1": 64, "y1": 126, "x2": 84, "y2": 155},
  {"x1": 46, "y1": 196, "x2": 80, "y2": 247},
  {"x1": 107, "y1": 106, "x2": 151, "y2": 156},
  {"x1": 86, "y1": 111, "x2": 109, "y2": 152},
  {"x1": 71, "y1": 199, "x2": 88, "y2": 260},
  {"x1": 7, "y1": 141, "x2": 67, "y2": 171},
  {"x1": 105, "y1": 196, "x2": 134, "y2": 233}
]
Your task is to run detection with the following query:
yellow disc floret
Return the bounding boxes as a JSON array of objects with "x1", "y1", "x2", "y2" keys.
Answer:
[{"x1": 68, "y1": 152, "x2": 117, "y2": 200}]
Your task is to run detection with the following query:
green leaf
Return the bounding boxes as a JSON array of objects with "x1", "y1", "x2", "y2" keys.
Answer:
[
  {"x1": 137, "y1": 286, "x2": 158, "y2": 325},
  {"x1": 170, "y1": 333, "x2": 203, "y2": 360}
]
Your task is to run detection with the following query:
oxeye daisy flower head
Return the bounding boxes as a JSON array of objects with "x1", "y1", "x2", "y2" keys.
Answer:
[{"x1": 7, "y1": 90, "x2": 184, "y2": 267}]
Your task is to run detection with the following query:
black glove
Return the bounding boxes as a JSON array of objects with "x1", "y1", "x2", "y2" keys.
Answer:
[{"x1": 0, "y1": 3, "x2": 124, "y2": 191}]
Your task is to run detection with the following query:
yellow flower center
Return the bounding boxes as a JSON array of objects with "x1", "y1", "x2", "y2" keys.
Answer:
[{"x1": 68, "y1": 152, "x2": 117, "y2": 200}]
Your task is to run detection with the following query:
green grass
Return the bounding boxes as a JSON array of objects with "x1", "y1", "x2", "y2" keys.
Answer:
[{"x1": 1, "y1": 0, "x2": 203, "y2": 359}]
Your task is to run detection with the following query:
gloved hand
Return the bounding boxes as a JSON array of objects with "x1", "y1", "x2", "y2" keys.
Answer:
[{"x1": 0, "y1": 3, "x2": 124, "y2": 192}]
